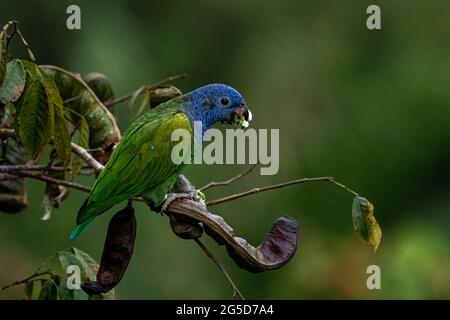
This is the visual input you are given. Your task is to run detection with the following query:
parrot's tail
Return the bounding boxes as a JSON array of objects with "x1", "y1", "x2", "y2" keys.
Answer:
[
  {"x1": 69, "y1": 198, "x2": 96, "y2": 240},
  {"x1": 69, "y1": 218, "x2": 94, "y2": 240}
]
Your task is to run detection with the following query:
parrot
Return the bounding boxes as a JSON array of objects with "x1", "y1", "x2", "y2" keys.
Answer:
[{"x1": 69, "y1": 83, "x2": 252, "y2": 240}]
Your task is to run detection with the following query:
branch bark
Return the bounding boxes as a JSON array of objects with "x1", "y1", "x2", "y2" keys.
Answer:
[{"x1": 71, "y1": 142, "x2": 104, "y2": 173}]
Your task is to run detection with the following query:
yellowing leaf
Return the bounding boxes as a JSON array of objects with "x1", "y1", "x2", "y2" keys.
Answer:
[
  {"x1": 352, "y1": 196, "x2": 382, "y2": 252},
  {"x1": 0, "y1": 59, "x2": 26, "y2": 104}
]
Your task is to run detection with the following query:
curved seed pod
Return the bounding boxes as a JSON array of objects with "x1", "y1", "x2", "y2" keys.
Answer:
[
  {"x1": 164, "y1": 176, "x2": 300, "y2": 273},
  {"x1": 81, "y1": 203, "x2": 136, "y2": 294},
  {"x1": 169, "y1": 214, "x2": 203, "y2": 239},
  {"x1": 83, "y1": 72, "x2": 114, "y2": 105},
  {"x1": 40, "y1": 65, "x2": 121, "y2": 164},
  {"x1": 149, "y1": 86, "x2": 182, "y2": 109},
  {"x1": 167, "y1": 200, "x2": 299, "y2": 273}
]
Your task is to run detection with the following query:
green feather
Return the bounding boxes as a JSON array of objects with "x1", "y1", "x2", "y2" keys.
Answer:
[{"x1": 70, "y1": 98, "x2": 192, "y2": 239}]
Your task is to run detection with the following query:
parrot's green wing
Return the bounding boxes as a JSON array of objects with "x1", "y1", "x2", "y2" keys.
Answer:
[{"x1": 70, "y1": 100, "x2": 192, "y2": 239}]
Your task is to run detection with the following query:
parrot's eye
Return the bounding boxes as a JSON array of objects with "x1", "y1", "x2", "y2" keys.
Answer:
[{"x1": 219, "y1": 97, "x2": 230, "y2": 107}]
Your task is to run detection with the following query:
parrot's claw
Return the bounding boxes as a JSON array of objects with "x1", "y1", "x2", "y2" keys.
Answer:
[{"x1": 161, "y1": 193, "x2": 195, "y2": 213}]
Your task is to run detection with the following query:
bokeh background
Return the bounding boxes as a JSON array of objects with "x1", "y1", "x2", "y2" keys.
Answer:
[{"x1": 1, "y1": 0, "x2": 449, "y2": 299}]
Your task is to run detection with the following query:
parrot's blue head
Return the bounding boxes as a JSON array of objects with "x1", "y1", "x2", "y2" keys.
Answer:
[{"x1": 183, "y1": 83, "x2": 252, "y2": 133}]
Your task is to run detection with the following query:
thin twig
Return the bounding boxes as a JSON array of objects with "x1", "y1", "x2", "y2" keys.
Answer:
[
  {"x1": 104, "y1": 73, "x2": 187, "y2": 108},
  {"x1": 0, "y1": 165, "x2": 69, "y2": 173},
  {"x1": 1, "y1": 171, "x2": 91, "y2": 192},
  {"x1": 71, "y1": 142, "x2": 104, "y2": 173},
  {"x1": 0, "y1": 128, "x2": 16, "y2": 139},
  {"x1": 206, "y1": 176, "x2": 359, "y2": 207},
  {"x1": 63, "y1": 95, "x2": 82, "y2": 105},
  {"x1": 0, "y1": 270, "x2": 52, "y2": 292},
  {"x1": 194, "y1": 238, "x2": 245, "y2": 300},
  {"x1": 199, "y1": 164, "x2": 258, "y2": 192}
]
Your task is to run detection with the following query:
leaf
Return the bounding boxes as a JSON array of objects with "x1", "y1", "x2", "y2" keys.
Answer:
[
  {"x1": 14, "y1": 61, "x2": 53, "y2": 158},
  {"x1": 40, "y1": 65, "x2": 121, "y2": 164},
  {"x1": 0, "y1": 30, "x2": 6, "y2": 84},
  {"x1": 15, "y1": 77, "x2": 52, "y2": 157},
  {"x1": 0, "y1": 59, "x2": 26, "y2": 104},
  {"x1": 24, "y1": 280, "x2": 34, "y2": 299},
  {"x1": 71, "y1": 247, "x2": 98, "y2": 280},
  {"x1": 83, "y1": 72, "x2": 114, "y2": 103},
  {"x1": 40, "y1": 150, "x2": 69, "y2": 221},
  {"x1": 38, "y1": 279, "x2": 58, "y2": 300},
  {"x1": 66, "y1": 109, "x2": 89, "y2": 177},
  {"x1": 30, "y1": 247, "x2": 115, "y2": 300},
  {"x1": 40, "y1": 70, "x2": 72, "y2": 166},
  {"x1": 352, "y1": 196, "x2": 382, "y2": 252}
]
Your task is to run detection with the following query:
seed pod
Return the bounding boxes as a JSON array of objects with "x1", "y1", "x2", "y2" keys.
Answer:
[
  {"x1": 84, "y1": 72, "x2": 114, "y2": 104},
  {"x1": 81, "y1": 203, "x2": 136, "y2": 294},
  {"x1": 169, "y1": 213, "x2": 203, "y2": 239}
]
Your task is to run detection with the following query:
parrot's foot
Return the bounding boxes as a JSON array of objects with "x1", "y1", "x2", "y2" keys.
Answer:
[
  {"x1": 144, "y1": 194, "x2": 167, "y2": 215},
  {"x1": 161, "y1": 193, "x2": 195, "y2": 213}
]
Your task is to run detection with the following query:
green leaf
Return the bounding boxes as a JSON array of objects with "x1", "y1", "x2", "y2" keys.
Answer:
[
  {"x1": 15, "y1": 76, "x2": 53, "y2": 158},
  {"x1": 352, "y1": 196, "x2": 382, "y2": 252},
  {"x1": 41, "y1": 70, "x2": 72, "y2": 166},
  {"x1": 31, "y1": 248, "x2": 115, "y2": 300},
  {"x1": 66, "y1": 109, "x2": 89, "y2": 177},
  {"x1": 41, "y1": 65, "x2": 120, "y2": 163},
  {"x1": 83, "y1": 72, "x2": 114, "y2": 103},
  {"x1": 0, "y1": 30, "x2": 6, "y2": 84},
  {"x1": 38, "y1": 279, "x2": 58, "y2": 300},
  {"x1": 24, "y1": 280, "x2": 34, "y2": 299},
  {"x1": 0, "y1": 59, "x2": 26, "y2": 104},
  {"x1": 72, "y1": 247, "x2": 99, "y2": 280}
]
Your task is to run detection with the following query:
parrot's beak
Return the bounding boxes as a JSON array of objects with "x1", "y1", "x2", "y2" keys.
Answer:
[{"x1": 232, "y1": 103, "x2": 252, "y2": 128}]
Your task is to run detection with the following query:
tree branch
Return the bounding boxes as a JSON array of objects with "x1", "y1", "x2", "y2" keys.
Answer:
[
  {"x1": 0, "y1": 128, "x2": 16, "y2": 139},
  {"x1": 194, "y1": 238, "x2": 245, "y2": 300},
  {"x1": 71, "y1": 142, "x2": 104, "y2": 173},
  {"x1": 199, "y1": 164, "x2": 258, "y2": 192},
  {"x1": 0, "y1": 165, "x2": 68, "y2": 173},
  {"x1": 0, "y1": 270, "x2": 52, "y2": 292},
  {"x1": 104, "y1": 73, "x2": 187, "y2": 108},
  {"x1": 206, "y1": 176, "x2": 359, "y2": 206},
  {"x1": 0, "y1": 171, "x2": 91, "y2": 192}
]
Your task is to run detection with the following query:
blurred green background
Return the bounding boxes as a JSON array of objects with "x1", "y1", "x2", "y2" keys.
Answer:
[{"x1": 1, "y1": 0, "x2": 449, "y2": 299}]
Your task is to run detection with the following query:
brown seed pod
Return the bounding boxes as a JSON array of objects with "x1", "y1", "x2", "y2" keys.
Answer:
[{"x1": 81, "y1": 203, "x2": 136, "y2": 294}]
